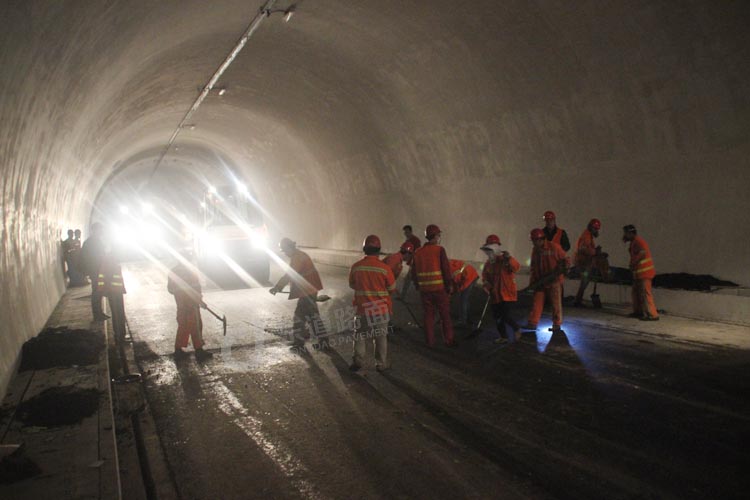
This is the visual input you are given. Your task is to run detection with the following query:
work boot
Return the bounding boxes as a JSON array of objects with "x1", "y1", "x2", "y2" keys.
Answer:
[
  {"x1": 445, "y1": 341, "x2": 459, "y2": 349},
  {"x1": 173, "y1": 348, "x2": 189, "y2": 361},
  {"x1": 639, "y1": 316, "x2": 660, "y2": 321},
  {"x1": 521, "y1": 323, "x2": 538, "y2": 331},
  {"x1": 627, "y1": 312, "x2": 641, "y2": 318},
  {"x1": 195, "y1": 348, "x2": 214, "y2": 361},
  {"x1": 375, "y1": 364, "x2": 390, "y2": 373},
  {"x1": 349, "y1": 362, "x2": 362, "y2": 372},
  {"x1": 573, "y1": 301, "x2": 586, "y2": 308},
  {"x1": 513, "y1": 329, "x2": 522, "y2": 342}
]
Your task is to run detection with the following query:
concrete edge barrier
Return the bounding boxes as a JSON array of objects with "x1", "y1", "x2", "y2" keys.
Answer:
[{"x1": 302, "y1": 247, "x2": 750, "y2": 327}]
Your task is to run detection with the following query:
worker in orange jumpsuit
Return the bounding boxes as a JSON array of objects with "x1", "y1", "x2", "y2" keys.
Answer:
[
  {"x1": 574, "y1": 218, "x2": 608, "y2": 307},
  {"x1": 400, "y1": 225, "x2": 422, "y2": 298},
  {"x1": 480, "y1": 234, "x2": 522, "y2": 343},
  {"x1": 410, "y1": 224, "x2": 456, "y2": 347},
  {"x1": 449, "y1": 258, "x2": 479, "y2": 327},
  {"x1": 270, "y1": 237, "x2": 327, "y2": 349},
  {"x1": 97, "y1": 249, "x2": 127, "y2": 342},
  {"x1": 623, "y1": 225, "x2": 659, "y2": 321},
  {"x1": 383, "y1": 241, "x2": 415, "y2": 282},
  {"x1": 542, "y1": 210, "x2": 571, "y2": 252},
  {"x1": 349, "y1": 235, "x2": 396, "y2": 372},
  {"x1": 525, "y1": 228, "x2": 570, "y2": 332},
  {"x1": 168, "y1": 250, "x2": 213, "y2": 361}
]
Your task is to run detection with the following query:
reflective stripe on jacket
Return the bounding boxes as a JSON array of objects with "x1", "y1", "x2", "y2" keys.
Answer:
[
  {"x1": 629, "y1": 235, "x2": 655, "y2": 280},
  {"x1": 412, "y1": 244, "x2": 448, "y2": 292},
  {"x1": 97, "y1": 257, "x2": 126, "y2": 295},
  {"x1": 349, "y1": 255, "x2": 396, "y2": 315}
]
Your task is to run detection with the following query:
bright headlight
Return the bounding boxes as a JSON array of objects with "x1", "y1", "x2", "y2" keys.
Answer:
[{"x1": 249, "y1": 231, "x2": 268, "y2": 249}]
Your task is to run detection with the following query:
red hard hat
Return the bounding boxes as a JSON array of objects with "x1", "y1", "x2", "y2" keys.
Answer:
[
  {"x1": 400, "y1": 242, "x2": 415, "y2": 253},
  {"x1": 363, "y1": 234, "x2": 381, "y2": 249},
  {"x1": 425, "y1": 224, "x2": 441, "y2": 239},
  {"x1": 543, "y1": 210, "x2": 556, "y2": 220},
  {"x1": 530, "y1": 228, "x2": 545, "y2": 240},
  {"x1": 589, "y1": 218, "x2": 601, "y2": 230},
  {"x1": 485, "y1": 234, "x2": 501, "y2": 245}
]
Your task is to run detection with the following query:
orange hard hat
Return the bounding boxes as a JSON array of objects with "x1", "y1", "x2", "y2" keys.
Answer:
[
  {"x1": 589, "y1": 218, "x2": 602, "y2": 230},
  {"x1": 543, "y1": 210, "x2": 556, "y2": 220},
  {"x1": 530, "y1": 228, "x2": 545, "y2": 240},
  {"x1": 485, "y1": 234, "x2": 501, "y2": 245},
  {"x1": 363, "y1": 234, "x2": 381, "y2": 249},
  {"x1": 425, "y1": 224, "x2": 441, "y2": 239},
  {"x1": 400, "y1": 242, "x2": 415, "y2": 253}
]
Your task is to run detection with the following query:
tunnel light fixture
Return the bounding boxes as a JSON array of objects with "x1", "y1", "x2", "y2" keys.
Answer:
[
  {"x1": 284, "y1": 5, "x2": 295, "y2": 22},
  {"x1": 217, "y1": 87, "x2": 227, "y2": 96}
]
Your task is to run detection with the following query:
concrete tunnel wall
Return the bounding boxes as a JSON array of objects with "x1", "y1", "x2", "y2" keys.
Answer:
[{"x1": 1, "y1": 0, "x2": 749, "y2": 397}]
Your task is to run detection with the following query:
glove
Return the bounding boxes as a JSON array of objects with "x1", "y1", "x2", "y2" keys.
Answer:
[
  {"x1": 269, "y1": 286, "x2": 279, "y2": 295},
  {"x1": 200, "y1": 301, "x2": 207, "y2": 309}
]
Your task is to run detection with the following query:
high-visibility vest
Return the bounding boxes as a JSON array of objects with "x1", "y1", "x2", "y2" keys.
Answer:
[
  {"x1": 349, "y1": 256, "x2": 396, "y2": 315},
  {"x1": 288, "y1": 250, "x2": 323, "y2": 299},
  {"x1": 630, "y1": 235, "x2": 655, "y2": 280},
  {"x1": 548, "y1": 227, "x2": 564, "y2": 247},
  {"x1": 413, "y1": 244, "x2": 446, "y2": 292},
  {"x1": 97, "y1": 259, "x2": 126, "y2": 295}
]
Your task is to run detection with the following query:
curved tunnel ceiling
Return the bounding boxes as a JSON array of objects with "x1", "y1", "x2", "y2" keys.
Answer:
[{"x1": 1, "y1": 0, "x2": 750, "y2": 393}]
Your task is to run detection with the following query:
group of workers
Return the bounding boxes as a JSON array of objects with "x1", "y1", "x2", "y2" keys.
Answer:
[
  {"x1": 61, "y1": 228, "x2": 87, "y2": 286},
  {"x1": 257, "y1": 211, "x2": 659, "y2": 372},
  {"x1": 76, "y1": 210, "x2": 659, "y2": 369}
]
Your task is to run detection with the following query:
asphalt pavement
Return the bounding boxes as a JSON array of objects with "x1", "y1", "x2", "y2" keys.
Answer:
[{"x1": 122, "y1": 259, "x2": 750, "y2": 500}]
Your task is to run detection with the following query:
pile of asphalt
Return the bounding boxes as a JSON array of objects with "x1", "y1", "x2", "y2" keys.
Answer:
[
  {"x1": 653, "y1": 273, "x2": 739, "y2": 291},
  {"x1": 16, "y1": 386, "x2": 100, "y2": 427},
  {"x1": 19, "y1": 327, "x2": 103, "y2": 372}
]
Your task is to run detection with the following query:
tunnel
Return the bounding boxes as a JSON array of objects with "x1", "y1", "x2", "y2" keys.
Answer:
[{"x1": 1, "y1": 1, "x2": 749, "y2": 498}]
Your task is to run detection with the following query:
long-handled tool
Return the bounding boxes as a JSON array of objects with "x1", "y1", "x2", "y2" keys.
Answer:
[
  {"x1": 276, "y1": 291, "x2": 331, "y2": 302},
  {"x1": 400, "y1": 299, "x2": 422, "y2": 329},
  {"x1": 464, "y1": 294, "x2": 491, "y2": 339},
  {"x1": 202, "y1": 303, "x2": 227, "y2": 336}
]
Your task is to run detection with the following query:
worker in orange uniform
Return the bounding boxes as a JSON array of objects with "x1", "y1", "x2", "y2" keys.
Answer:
[
  {"x1": 97, "y1": 248, "x2": 127, "y2": 342},
  {"x1": 383, "y1": 242, "x2": 415, "y2": 282},
  {"x1": 542, "y1": 211, "x2": 571, "y2": 252},
  {"x1": 411, "y1": 224, "x2": 456, "y2": 347},
  {"x1": 525, "y1": 228, "x2": 570, "y2": 332},
  {"x1": 349, "y1": 235, "x2": 396, "y2": 372},
  {"x1": 400, "y1": 225, "x2": 422, "y2": 299},
  {"x1": 480, "y1": 234, "x2": 522, "y2": 343},
  {"x1": 574, "y1": 218, "x2": 608, "y2": 307},
  {"x1": 269, "y1": 237, "x2": 327, "y2": 349},
  {"x1": 622, "y1": 225, "x2": 659, "y2": 321},
  {"x1": 168, "y1": 249, "x2": 213, "y2": 361},
  {"x1": 449, "y1": 259, "x2": 479, "y2": 327}
]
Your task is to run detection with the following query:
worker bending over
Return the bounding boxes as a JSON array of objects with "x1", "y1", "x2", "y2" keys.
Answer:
[
  {"x1": 449, "y1": 258, "x2": 479, "y2": 327},
  {"x1": 167, "y1": 250, "x2": 213, "y2": 361},
  {"x1": 574, "y1": 218, "x2": 608, "y2": 307},
  {"x1": 269, "y1": 238, "x2": 327, "y2": 349}
]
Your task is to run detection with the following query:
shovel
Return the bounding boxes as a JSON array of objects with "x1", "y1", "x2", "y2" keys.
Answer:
[{"x1": 202, "y1": 303, "x2": 227, "y2": 336}]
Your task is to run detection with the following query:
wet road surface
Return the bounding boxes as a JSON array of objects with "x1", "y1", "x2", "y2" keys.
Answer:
[{"x1": 122, "y1": 260, "x2": 750, "y2": 499}]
